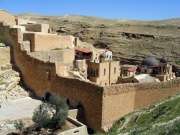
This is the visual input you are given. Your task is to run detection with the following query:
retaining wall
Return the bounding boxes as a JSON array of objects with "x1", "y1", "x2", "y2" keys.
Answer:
[{"x1": 1, "y1": 23, "x2": 180, "y2": 132}]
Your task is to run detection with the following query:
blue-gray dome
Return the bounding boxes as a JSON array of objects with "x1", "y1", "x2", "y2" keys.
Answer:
[
  {"x1": 141, "y1": 56, "x2": 159, "y2": 67},
  {"x1": 100, "y1": 53, "x2": 106, "y2": 58},
  {"x1": 160, "y1": 56, "x2": 168, "y2": 63}
]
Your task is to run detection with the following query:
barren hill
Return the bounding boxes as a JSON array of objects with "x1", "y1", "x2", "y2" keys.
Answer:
[{"x1": 17, "y1": 13, "x2": 180, "y2": 76}]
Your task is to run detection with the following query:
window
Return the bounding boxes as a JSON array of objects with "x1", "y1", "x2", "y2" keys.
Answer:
[
  {"x1": 110, "y1": 55, "x2": 112, "y2": 60},
  {"x1": 91, "y1": 68, "x2": 92, "y2": 75},
  {"x1": 93, "y1": 70, "x2": 96, "y2": 77},
  {"x1": 124, "y1": 71, "x2": 130, "y2": 77},
  {"x1": 159, "y1": 67, "x2": 161, "y2": 72},
  {"x1": 163, "y1": 66, "x2": 166, "y2": 73},
  {"x1": 114, "y1": 67, "x2": 116, "y2": 74},
  {"x1": 96, "y1": 69, "x2": 98, "y2": 76},
  {"x1": 107, "y1": 55, "x2": 108, "y2": 58},
  {"x1": 104, "y1": 68, "x2": 106, "y2": 76}
]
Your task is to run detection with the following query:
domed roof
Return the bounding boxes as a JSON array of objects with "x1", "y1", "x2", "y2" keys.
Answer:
[
  {"x1": 141, "y1": 56, "x2": 159, "y2": 67},
  {"x1": 100, "y1": 53, "x2": 106, "y2": 58},
  {"x1": 160, "y1": 56, "x2": 168, "y2": 63}
]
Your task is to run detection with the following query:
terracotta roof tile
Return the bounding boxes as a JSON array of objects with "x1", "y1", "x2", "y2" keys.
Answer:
[{"x1": 75, "y1": 48, "x2": 92, "y2": 53}]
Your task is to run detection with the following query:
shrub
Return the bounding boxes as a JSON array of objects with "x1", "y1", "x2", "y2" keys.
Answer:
[
  {"x1": 32, "y1": 93, "x2": 68, "y2": 130},
  {"x1": 14, "y1": 120, "x2": 25, "y2": 132}
]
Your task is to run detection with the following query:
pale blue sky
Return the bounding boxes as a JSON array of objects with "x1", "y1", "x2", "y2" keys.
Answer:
[{"x1": 0, "y1": 0, "x2": 180, "y2": 20}]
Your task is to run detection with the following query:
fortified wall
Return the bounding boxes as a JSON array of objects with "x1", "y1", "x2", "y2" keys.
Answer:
[
  {"x1": 0, "y1": 24, "x2": 103, "y2": 131},
  {"x1": 23, "y1": 33, "x2": 75, "y2": 51},
  {"x1": 102, "y1": 79, "x2": 180, "y2": 128},
  {"x1": 1, "y1": 12, "x2": 180, "y2": 132}
]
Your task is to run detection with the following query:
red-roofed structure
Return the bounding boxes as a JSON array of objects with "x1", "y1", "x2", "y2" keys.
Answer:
[
  {"x1": 75, "y1": 48, "x2": 92, "y2": 53},
  {"x1": 75, "y1": 47, "x2": 92, "y2": 60},
  {"x1": 127, "y1": 67, "x2": 136, "y2": 72}
]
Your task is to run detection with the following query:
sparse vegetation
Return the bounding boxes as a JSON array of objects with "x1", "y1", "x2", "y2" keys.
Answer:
[
  {"x1": 14, "y1": 120, "x2": 25, "y2": 133},
  {"x1": 94, "y1": 92, "x2": 180, "y2": 135},
  {"x1": 32, "y1": 93, "x2": 68, "y2": 130},
  {"x1": 176, "y1": 60, "x2": 180, "y2": 64}
]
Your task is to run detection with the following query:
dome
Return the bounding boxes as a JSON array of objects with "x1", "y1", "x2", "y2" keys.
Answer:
[
  {"x1": 100, "y1": 53, "x2": 106, "y2": 58},
  {"x1": 160, "y1": 56, "x2": 168, "y2": 63},
  {"x1": 141, "y1": 56, "x2": 159, "y2": 67}
]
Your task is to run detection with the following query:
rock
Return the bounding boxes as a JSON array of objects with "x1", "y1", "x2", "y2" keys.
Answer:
[
  {"x1": 0, "y1": 84, "x2": 6, "y2": 90},
  {"x1": 0, "y1": 123, "x2": 15, "y2": 131}
]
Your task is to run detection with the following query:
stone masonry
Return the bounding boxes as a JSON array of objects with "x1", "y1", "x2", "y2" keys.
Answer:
[{"x1": 0, "y1": 10, "x2": 180, "y2": 132}]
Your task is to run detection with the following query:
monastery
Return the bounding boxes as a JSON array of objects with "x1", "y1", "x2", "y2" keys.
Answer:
[{"x1": 0, "y1": 10, "x2": 180, "y2": 132}]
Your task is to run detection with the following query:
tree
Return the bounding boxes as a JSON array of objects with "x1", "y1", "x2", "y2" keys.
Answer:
[
  {"x1": 14, "y1": 120, "x2": 25, "y2": 134},
  {"x1": 32, "y1": 93, "x2": 68, "y2": 130}
]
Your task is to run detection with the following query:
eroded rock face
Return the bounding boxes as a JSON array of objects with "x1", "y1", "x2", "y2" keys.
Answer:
[{"x1": 0, "y1": 69, "x2": 30, "y2": 103}]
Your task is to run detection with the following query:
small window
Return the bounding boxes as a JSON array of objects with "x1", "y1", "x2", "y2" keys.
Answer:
[
  {"x1": 163, "y1": 66, "x2": 166, "y2": 73},
  {"x1": 110, "y1": 55, "x2": 112, "y2": 59},
  {"x1": 159, "y1": 67, "x2": 161, "y2": 72},
  {"x1": 114, "y1": 67, "x2": 116, "y2": 74},
  {"x1": 93, "y1": 70, "x2": 96, "y2": 77},
  {"x1": 145, "y1": 69, "x2": 147, "y2": 73},
  {"x1": 91, "y1": 68, "x2": 92, "y2": 74},
  {"x1": 104, "y1": 68, "x2": 106, "y2": 76},
  {"x1": 107, "y1": 55, "x2": 108, "y2": 58},
  {"x1": 96, "y1": 69, "x2": 98, "y2": 76}
]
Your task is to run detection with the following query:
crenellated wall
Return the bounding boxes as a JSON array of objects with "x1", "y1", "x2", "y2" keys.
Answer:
[{"x1": 1, "y1": 21, "x2": 180, "y2": 132}]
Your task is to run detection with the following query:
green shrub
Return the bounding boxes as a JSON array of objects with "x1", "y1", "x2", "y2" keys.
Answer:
[
  {"x1": 14, "y1": 120, "x2": 25, "y2": 132},
  {"x1": 32, "y1": 93, "x2": 68, "y2": 130}
]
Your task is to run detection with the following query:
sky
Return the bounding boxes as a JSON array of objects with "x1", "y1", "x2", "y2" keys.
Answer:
[{"x1": 0, "y1": 0, "x2": 180, "y2": 20}]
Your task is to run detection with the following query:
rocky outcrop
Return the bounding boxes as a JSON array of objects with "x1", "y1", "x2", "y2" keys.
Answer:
[
  {"x1": 121, "y1": 32, "x2": 155, "y2": 39},
  {"x1": 0, "y1": 69, "x2": 30, "y2": 103}
]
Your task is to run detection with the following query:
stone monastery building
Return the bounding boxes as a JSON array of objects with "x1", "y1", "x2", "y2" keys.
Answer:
[{"x1": 0, "y1": 10, "x2": 180, "y2": 132}]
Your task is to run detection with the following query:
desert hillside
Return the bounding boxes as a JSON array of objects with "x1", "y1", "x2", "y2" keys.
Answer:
[{"x1": 17, "y1": 13, "x2": 180, "y2": 76}]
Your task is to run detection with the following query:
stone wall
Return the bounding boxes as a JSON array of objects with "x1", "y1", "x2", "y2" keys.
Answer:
[
  {"x1": 102, "y1": 79, "x2": 180, "y2": 129},
  {"x1": 23, "y1": 33, "x2": 75, "y2": 51},
  {"x1": 102, "y1": 84, "x2": 136, "y2": 128},
  {"x1": 1, "y1": 23, "x2": 180, "y2": 132},
  {"x1": 29, "y1": 50, "x2": 64, "y2": 62},
  {"x1": 15, "y1": 18, "x2": 36, "y2": 25},
  {"x1": 0, "y1": 10, "x2": 16, "y2": 25},
  {"x1": 21, "y1": 24, "x2": 49, "y2": 33},
  {"x1": 7, "y1": 27, "x2": 103, "y2": 131},
  {"x1": 134, "y1": 79, "x2": 180, "y2": 109}
]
